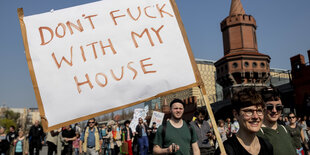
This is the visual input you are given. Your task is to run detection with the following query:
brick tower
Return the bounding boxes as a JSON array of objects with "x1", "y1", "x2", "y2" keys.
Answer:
[{"x1": 215, "y1": 0, "x2": 271, "y2": 99}]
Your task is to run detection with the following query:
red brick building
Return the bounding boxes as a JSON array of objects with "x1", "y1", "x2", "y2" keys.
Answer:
[
  {"x1": 290, "y1": 50, "x2": 310, "y2": 116},
  {"x1": 215, "y1": 0, "x2": 270, "y2": 99}
]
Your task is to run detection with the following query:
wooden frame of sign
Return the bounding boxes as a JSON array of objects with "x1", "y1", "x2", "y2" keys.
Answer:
[{"x1": 18, "y1": 0, "x2": 225, "y2": 153}]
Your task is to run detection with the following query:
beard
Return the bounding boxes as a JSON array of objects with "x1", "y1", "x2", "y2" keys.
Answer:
[{"x1": 197, "y1": 119, "x2": 204, "y2": 124}]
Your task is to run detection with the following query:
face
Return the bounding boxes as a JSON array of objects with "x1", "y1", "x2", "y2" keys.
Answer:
[
  {"x1": 170, "y1": 102, "x2": 184, "y2": 120},
  {"x1": 139, "y1": 118, "x2": 143, "y2": 124},
  {"x1": 197, "y1": 113, "x2": 205, "y2": 123},
  {"x1": 18, "y1": 131, "x2": 24, "y2": 137},
  {"x1": 288, "y1": 114, "x2": 296, "y2": 124},
  {"x1": 0, "y1": 128, "x2": 4, "y2": 134},
  {"x1": 35, "y1": 120, "x2": 39, "y2": 126},
  {"x1": 88, "y1": 120, "x2": 95, "y2": 128},
  {"x1": 264, "y1": 100, "x2": 283, "y2": 123},
  {"x1": 64, "y1": 125, "x2": 71, "y2": 130},
  {"x1": 226, "y1": 118, "x2": 231, "y2": 123},
  {"x1": 9, "y1": 127, "x2": 14, "y2": 132},
  {"x1": 236, "y1": 105, "x2": 264, "y2": 133}
]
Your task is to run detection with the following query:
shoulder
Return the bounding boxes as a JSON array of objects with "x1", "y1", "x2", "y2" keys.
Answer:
[
  {"x1": 221, "y1": 136, "x2": 239, "y2": 154},
  {"x1": 257, "y1": 136, "x2": 273, "y2": 152}
]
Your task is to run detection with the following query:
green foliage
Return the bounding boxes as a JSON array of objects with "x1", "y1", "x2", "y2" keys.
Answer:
[
  {"x1": 0, "y1": 118, "x2": 16, "y2": 133},
  {"x1": 0, "y1": 109, "x2": 20, "y2": 132},
  {"x1": 3, "y1": 110, "x2": 20, "y2": 121}
]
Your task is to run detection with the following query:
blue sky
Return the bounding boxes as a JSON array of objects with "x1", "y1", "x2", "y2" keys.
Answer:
[{"x1": 0, "y1": 0, "x2": 309, "y2": 108}]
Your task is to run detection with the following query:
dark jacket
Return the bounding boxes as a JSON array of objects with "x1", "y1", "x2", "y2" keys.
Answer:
[
  {"x1": 135, "y1": 123, "x2": 149, "y2": 138},
  {"x1": 29, "y1": 125, "x2": 45, "y2": 148},
  {"x1": 121, "y1": 127, "x2": 133, "y2": 141}
]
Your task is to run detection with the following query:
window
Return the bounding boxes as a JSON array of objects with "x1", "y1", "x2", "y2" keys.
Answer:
[
  {"x1": 233, "y1": 62, "x2": 238, "y2": 68},
  {"x1": 244, "y1": 62, "x2": 249, "y2": 67},
  {"x1": 260, "y1": 62, "x2": 265, "y2": 68}
]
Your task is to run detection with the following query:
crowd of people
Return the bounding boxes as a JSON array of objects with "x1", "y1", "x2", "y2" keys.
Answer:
[{"x1": 0, "y1": 87, "x2": 310, "y2": 155}]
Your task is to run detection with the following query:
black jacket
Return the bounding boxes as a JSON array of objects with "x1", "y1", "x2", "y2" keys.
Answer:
[
  {"x1": 135, "y1": 124, "x2": 149, "y2": 138},
  {"x1": 122, "y1": 127, "x2": 133, "y2": 141}
]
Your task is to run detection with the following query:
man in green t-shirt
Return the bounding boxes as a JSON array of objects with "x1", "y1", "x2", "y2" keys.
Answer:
[
  {"x1": 256, "y1": 86, "x2": 296, "y2": 155},
  {"x1": 153, "y1": 99, "x2": 200, "y2": 155}
]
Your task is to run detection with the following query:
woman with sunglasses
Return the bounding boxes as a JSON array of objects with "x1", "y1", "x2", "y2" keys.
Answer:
[
  {"x1": 215, "y1": 88, "x2": 273, "y2": 155},
  {"x1": 257, "y1": 87, "x2": 296, "y2": 155},
  {"x1": 286, "y1": 113, "x2": 310, "y2": 155}
]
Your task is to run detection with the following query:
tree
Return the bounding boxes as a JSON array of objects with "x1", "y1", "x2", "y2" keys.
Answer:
[
  {"x1": 0, "y1": 109, "x2": 20, "y2": 132},
  {"x1": 0, "y1": 118, "x2": 16, "y2": 133}
]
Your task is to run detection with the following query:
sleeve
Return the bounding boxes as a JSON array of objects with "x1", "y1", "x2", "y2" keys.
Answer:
[
  {"x1": 80, "y1": 130, "x2": 85, "y2": 142},
  {"x1": 191, "y1": 125, "x2": 198, "y2": 144},
  {"x1": 130, "y1": 128, "x2": 133, "y2": 139},
  {"x1": 153, "y1": 125, "x2": 163, "y2": 148},
  {"x1": 98, "y1": 128, "x2": 103, "y2": 139},
  {"x1": 135, "y1": 125, "x2": 138, "y2": 134}
]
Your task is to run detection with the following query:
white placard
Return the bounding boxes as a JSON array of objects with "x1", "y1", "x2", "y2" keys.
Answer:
[
  {"x1": 22, "y1": 0, "x2": 197, "y2": 128},
  {"x1": 129, "y1": 108, "x2": 146, "y2": 133},
  {"x1": 149, "y1": 111, "x2": 165, "y2": 128}
]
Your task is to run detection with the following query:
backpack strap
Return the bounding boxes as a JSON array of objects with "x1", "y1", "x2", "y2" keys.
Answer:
[
  {"x1": 161, "y1": 120, "x2": 194, "y2": 146},
  {"x1": 260, "y1": 128, "x2": 264, "y2": 135},
  {"x1": 280, "y1": 125, "x2": 288, "y2": 133},
  {"x1": 161, "y1": 120, "x2": 167, "y2": 147}
]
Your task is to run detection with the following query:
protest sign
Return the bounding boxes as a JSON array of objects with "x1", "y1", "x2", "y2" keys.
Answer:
[
  {"x1": 129, "y1": 108, "x2": 146, "y2": 133},
  {"x1": 18, "y1": 0, "x2": 201, "y2": 131},
  {"x1": 149, "y1": 111, "x2": 164, "y2": 128}
]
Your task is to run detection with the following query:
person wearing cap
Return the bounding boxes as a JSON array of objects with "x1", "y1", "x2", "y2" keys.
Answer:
[
  {"x1": 256, "y1": 86, "x2": 296, "y2": 155},
  {"x1": 153, "y1": 98, "x2": 200, "y2": 155}
]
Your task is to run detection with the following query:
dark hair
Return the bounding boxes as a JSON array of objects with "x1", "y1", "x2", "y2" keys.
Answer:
[
  {"x1": 88, "y1": 118, "x2": 96, "y2": 122},
  {"x1": 10, "y1": 126, "x2": 15, "y2": 130},
  {"x1": 170, "y1": 98, "x2": 185, "y2": 108},
  {"x1": 87, "y1": 118, "x2": 96, "y2": 126},
  {"x1": 288, "y1": 112, "x2": 296, "y2": 117},
  {"x1": 261, "y1": 86, "x2": 281, "y2": 102},
  {"x1": 231, "y1": 88, "x2": 265, "y2": 113},
  {"x1": 124, "y1": 120, "x2": 130, "y2": 126},
  {"x1": 194, "y1": 108, "x2": 206, "y2": 117}
]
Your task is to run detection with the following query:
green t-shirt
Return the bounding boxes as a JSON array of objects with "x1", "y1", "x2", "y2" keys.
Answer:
[
  {"x1": 256, "y1": 124, "x2": 296, "y2": 155},
  {"x1": 286, "y1": 125, "x2": 302, "y2": 149},
  {"x1": 153, "y1": 120, "x2": 198, "y2": 155}
]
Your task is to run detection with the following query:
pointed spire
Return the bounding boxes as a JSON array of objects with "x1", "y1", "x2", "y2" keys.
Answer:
[{"x1": 229, "y1": 0, "x2": 245, "y2": 16}]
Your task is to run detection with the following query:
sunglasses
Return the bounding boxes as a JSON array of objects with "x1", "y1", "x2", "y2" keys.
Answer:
[
  {"x1": 266, "y1": 104, "x2": 283, "y2": 112},
  {"x1": 88, "y1": 121, "x2": 95, "y2": 124},
  {"x1": 288, "y1": 116, "x2": 296, "y2": 119}
]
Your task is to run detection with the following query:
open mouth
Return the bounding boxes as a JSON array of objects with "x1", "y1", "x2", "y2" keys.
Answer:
[{"x1": 249, "y1": 121, "x2": 260, "y2": 127}]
